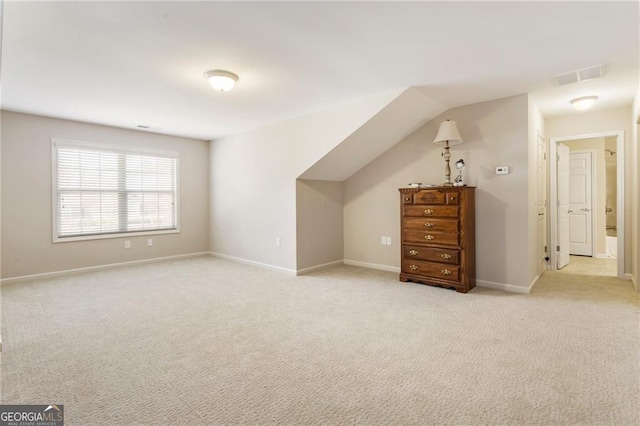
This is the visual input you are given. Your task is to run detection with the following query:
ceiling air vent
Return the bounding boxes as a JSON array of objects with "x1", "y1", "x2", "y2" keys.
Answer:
[
  {"x1": 578, "y1": 64, "x2": 606, "y2": 81},
  {"x1": 552, "y1": 64, "x2": 606, "y2": 86},
  {"x1": 552, "y1": 71, "x2": 579, "y2": 86}
]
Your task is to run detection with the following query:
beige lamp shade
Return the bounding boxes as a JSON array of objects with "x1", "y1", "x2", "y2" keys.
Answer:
[{"x1": 433, "y1": 120, "x2": 464, "y2": 146}]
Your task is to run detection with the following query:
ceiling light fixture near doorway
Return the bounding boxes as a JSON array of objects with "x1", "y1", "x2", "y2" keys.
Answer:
[
  {"x1": 570, "y1": 96, "x2": 598, "y2": 111},
  {"x1": 204, "y1": 70, "x2": 239, "y2": 92}
]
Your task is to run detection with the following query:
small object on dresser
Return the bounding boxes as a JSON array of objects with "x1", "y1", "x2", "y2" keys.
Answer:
[
  {"x1": 454, "y1": 159, "x2": 466, "y2": 186},
  {"x1": 408, "y1": 182, "x2": 423, "y2": 188}
]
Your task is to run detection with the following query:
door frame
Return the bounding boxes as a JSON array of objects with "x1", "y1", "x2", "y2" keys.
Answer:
[
  {"x1": 536, "y1": 132, "x2": 547, "y2": 275},
  {"x1": 569, "y1": 149, "x2": 596, "y2": 258},
  {"x1": 549, "y1": 131, "x2": 625, "y2": 278},
  {"x1": 557, "y1": 143, "x2": 571, "y2": 269}
]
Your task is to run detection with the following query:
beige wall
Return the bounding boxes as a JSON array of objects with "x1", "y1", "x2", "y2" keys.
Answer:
[
  {"x1": 296, "y1": 180, "x2": 343, "y2": 271},
  {"x1": 344, "y1": 94, "x2": 534, "y2": 291},
  {"x1": 209, "y1": 90, "x2": 402, "y2": 272},
  {"x1": 1, "y1": 111, "x2": 210, "y2": 279},
  {"x1": 545, "y1": 106, "x2": 633, "y2": 274},
  {"x1": 562, "y1": 138, "x2": 607, "y2": 256},
  {"x1": 632, "y1": 91, "x2": 640, "y2": 290},
  {"x1": 604, "y1": 137, "x2": 617, "y2": 231}
]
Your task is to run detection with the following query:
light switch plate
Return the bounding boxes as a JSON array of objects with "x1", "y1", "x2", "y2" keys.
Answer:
[{"x1": 496, "y1": 166, "x2": 510, "y2": 175}]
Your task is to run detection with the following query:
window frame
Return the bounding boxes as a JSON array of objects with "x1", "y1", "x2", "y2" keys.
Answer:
[{"x1": 51, "y1": 138, "x2": 180, "y2": 243}]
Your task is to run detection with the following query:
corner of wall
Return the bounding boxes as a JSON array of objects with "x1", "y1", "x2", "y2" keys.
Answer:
[
  {"x1": 528, "y1": 96, "x2": 545, "y2": 284},
  {"x1": 296, "y1": 179, "x2": 344, "y2": 271}
]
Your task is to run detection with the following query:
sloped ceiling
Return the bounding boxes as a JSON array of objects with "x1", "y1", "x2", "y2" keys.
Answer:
[{"x1": 299, "y1": 87, "x2": 447, "y2": 181}]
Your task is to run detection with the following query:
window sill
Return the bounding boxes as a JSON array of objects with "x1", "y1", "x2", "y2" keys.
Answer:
[{"x1": 53, "y1": 228, "x2": 179, "y2": 243}]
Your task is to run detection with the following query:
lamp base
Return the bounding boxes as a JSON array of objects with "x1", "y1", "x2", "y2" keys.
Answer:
[{"x1": 442, "y1": 141, "x2": 453, "y2": 187}]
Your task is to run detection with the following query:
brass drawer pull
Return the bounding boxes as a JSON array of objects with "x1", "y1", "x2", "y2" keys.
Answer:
[
  {"x1": 424, "y1": 209, "x2": 433, "y2": 215},
  {"x1": 440, "y1": 253, "x2": 452, "y2": 260},
  {"x1": 409, "y1": 265, "x2": 419, "y2": 271},
  {"x1": 409, "y1": 250, "x2": 418, "y2": 256},
  {"x1": 450, "y1": 195, "x2": 456, "y2": 200},
  {"x1": 425, "y1": 222, "x2": 434, "y2": 228},
  {"x1": 441, "y1": 269, "x2": 452, "y2": 276},
  {"x1": 425, "y1": 235, "x2": 434, "y2": 240}
]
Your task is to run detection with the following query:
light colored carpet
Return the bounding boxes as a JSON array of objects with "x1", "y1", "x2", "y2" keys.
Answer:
[
  {"x1": 557, "y1": 255, "x2": 618, "y2": 277},
  {"x1": 1, "y1": 257, "x2": 638, "y2": 425}
]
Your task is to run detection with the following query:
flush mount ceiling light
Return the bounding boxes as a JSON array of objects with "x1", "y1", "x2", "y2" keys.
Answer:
[
  {"x1": 204, "y1": 70, "x2": 238, "y2": 92},
  {"x1": 570, "y1": 96, "x2": 598, "y2": 111}
]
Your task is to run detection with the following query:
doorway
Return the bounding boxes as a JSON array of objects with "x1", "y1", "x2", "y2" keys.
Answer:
[{"x1": 549, "y1": 131, "x2": 625, "y2": 278}]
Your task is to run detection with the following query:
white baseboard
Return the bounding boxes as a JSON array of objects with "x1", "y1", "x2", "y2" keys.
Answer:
[
  {"x1": 476, "y1": 279, "x2": 532, "y2": 294},
  {"x1": 596, "y1": 253, "x2": 615, "y2": 259},
  {"x1": 0, "y1": 252, "x2": 210, "y2": 285},
  {"x1": 208, "y1": 252, "x2": 296, "y2": 275},
  {"x1": 343, "y1": 261, "x2": 532, "y2": 294},
  {"x1": 296, "y1": 260, "x2": 344, "y2": 276},
  {"x1": 343, "y1": 259, "x2": 401, "y2": 274},
  {"x1": 528, "y1": 274, "x2": 541, "y2": 292}
]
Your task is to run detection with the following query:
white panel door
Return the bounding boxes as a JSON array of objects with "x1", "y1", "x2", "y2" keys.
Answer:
[
  {"x1": 557, "y1": 144, "x2": 570, "y2": 269},
  {"x1": 568, "y1": 152, "x2": 593, "y2": 256}
]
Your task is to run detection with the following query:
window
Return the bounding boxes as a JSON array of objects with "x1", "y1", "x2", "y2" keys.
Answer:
[{"x1": 52, "y1": 139, "x2": 179, "y2": 242}]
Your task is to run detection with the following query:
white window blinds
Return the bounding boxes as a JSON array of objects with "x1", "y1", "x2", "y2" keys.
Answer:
[{"x1": 53, "y1": 140, "x2": 178, "y2": 241}]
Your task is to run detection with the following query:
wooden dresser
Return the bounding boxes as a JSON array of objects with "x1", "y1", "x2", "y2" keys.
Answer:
[{"x1": 399, "y1": 186, "x2": 476, "y2": 293}]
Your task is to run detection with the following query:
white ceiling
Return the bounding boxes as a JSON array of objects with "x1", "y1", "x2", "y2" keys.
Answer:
[{"x1": 2, "y1": 1, "x2": 638, "y2": 141}]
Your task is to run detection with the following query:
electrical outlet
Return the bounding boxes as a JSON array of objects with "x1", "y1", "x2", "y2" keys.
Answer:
[
  {"x1": 124, "y1": 240, "x2": 131, "y2": 249},
  {"x1": 275, "y1": 237, "x2": 281, "y2": 247},
  {"x1": 147, "y1": 239, "x2": 153, "y2": 247},
  {"x1": 381, "y1": 236, "x2": 386, "y2": 245},
  {"x1": 386, "y1": 237, "x2": 392, "y2": 245}
]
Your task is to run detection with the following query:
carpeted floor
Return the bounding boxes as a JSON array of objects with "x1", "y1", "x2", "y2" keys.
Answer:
[
  {"x1": 1, "y1": 256, "x2": 638, "y2": 425},
  {"x1": 558, "y1": 255, "x2": 617, "y2": 277}
]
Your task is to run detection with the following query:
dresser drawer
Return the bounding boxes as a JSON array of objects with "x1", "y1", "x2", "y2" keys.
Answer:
[
  {"x1": 402, "y1": 260, "x2": 460, "y2": 281},
  {"x1": 403, "y1": 218, "x2": 458, "y2": 234},
  {"x1": 404, "y1": 230, "x2": 459, "y2": 246},
  {"x1": 413, "y1": 190, "x2": 446, "y2": 205},
  {"x1": 403, "y1": 245, "x2": 460, "y2": 265},
  {"x1": 411, "y1": 190, "x2": 461, "y2": 205},
  {"x1": 403, "y1": 205, "x2": 458, "y2": 218},
  {"x1": 401, "y1": 194, "x2": 414, "y2": 204}
]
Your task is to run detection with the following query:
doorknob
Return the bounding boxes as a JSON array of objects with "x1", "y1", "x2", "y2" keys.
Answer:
[
  {"x1": 580, "y1": 208, "x2": 590, "y2": 212},
  {"x1": 568, "y1": 209, "x2": 573, "y2": 213}
]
